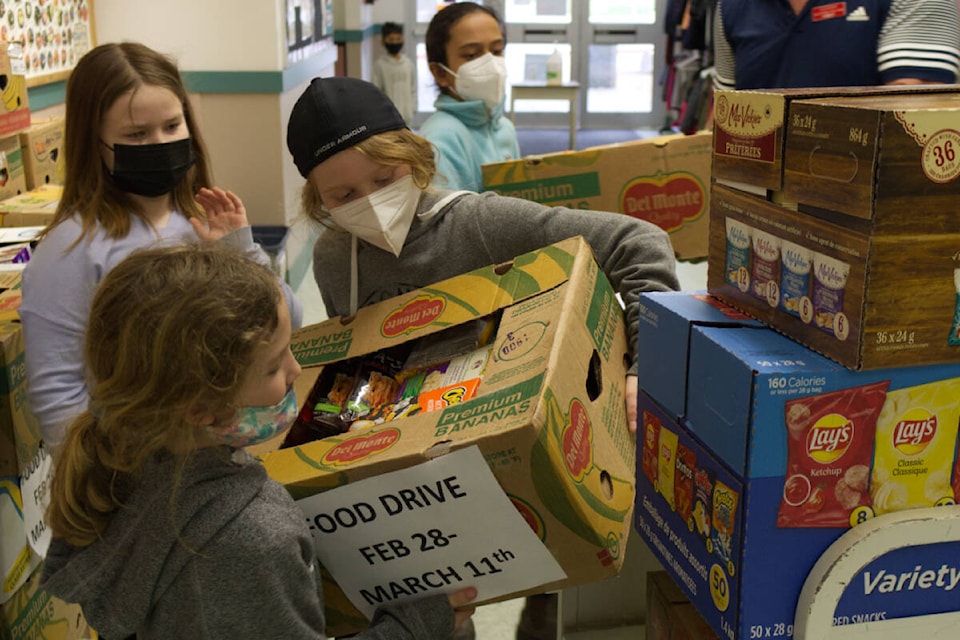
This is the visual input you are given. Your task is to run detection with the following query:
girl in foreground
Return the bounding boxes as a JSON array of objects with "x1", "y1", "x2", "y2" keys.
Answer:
[{"x1": 40, "y1": 244, "x2": 476, "y2": 639}]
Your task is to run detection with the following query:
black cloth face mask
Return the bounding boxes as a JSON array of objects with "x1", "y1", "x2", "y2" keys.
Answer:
[
  {"x1": 384, "y1": 42, "x2": 404, "y2": 55},
  {"x1": 106, "y1": 137, "x2": 196, "y2": 197}
]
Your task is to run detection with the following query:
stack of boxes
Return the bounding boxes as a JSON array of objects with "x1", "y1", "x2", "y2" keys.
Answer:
[
  {"x1": 0, "y1": 42, "x2": 92, "y2": 640},
  {"x1": 634, "y1": 87, "x2": 960, "y2": 640}
]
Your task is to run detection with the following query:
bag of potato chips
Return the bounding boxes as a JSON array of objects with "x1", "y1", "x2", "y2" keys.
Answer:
[
  {"x1": 778, "y1": 381, "x2": 889, "y2": 528},
  {"x1": 870, "y1": 377, "x2": 960, "y2": 516}
]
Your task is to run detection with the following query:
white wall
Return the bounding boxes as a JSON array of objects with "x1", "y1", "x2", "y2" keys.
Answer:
[{"x1": 93, "y1": 0, "x2": 286, "y2": 70}]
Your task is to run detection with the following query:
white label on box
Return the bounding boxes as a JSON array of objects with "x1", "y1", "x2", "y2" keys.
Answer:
[
  {"x1": 0, "y1": 226, "x2": 44, "y2": 244},
  {"x1": 21, "y1": 441, "x2": 52, "y2": 558},
  {"x1": 296, "y1": 445, "x2": 566, "y2": 619}
]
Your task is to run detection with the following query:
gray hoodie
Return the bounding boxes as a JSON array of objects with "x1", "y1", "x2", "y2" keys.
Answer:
[
  {"x1": 40, "y1": 447, "x2": 454, "y2": 639},
  {"x1": 313, "y1": 189, "x2": 681, "y2": 372}
]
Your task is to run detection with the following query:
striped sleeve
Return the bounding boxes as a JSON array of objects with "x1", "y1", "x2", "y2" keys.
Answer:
[
  {"x1": 878, "y1": 0, "x2": 960, "y2": 83},
  {"x1": 712, "y1": 1, "x2": 737, "y2": 91}
]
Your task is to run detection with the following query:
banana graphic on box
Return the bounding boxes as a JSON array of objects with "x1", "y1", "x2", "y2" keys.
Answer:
[{"x1": 1, "y1": 73, "x2": 24, "y2": 112}]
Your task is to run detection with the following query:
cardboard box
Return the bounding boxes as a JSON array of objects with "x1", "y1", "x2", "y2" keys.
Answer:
[
  {"x1": 0, "y1": 43, "x2": 29, "y2": 140},
  {"x1": 0, "y1": 135, "x2": 26, "y2": 202},
  {"x1": 646, "y1": 571, "x2": 718, "y2": 640},
  {"x1": 783, "y1": 92, "x2": 960, "y2": 231},
  {"x1": 481, "y1": 132, "x2": 712, "y2": 260},
  {"x1": 712, "y1": 85, "x2": 959, "y2": 194},
  {"x1": 0, "y1": 185, "x2": 61, "y2": 228},
  {"x1": 0, "y1": 475, "x2": 41, "y2": 605},
  {"x1": 1, "y1": 567, "x2": 96, "y2": 639},
  {"x1": 637, "y1": 291, "x2": 761, "y2": 421},
  {"x1": 707, "y1": 183, "x2": 960, "y2": 369},
  {"x1": 634, "y1": 311, "x2": 960, "y2": 640},
  {"x1": 260, "y1": 237, "x2": 635, "y2": 635},
  {"x1": 19, "y1": 117, "x2": 64, "y2": 190}
]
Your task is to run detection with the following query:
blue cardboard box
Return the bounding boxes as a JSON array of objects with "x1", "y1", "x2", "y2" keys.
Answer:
[
  {"x1": 636, "y1": 291, "x2": 761, "y2": 422},
  {"x1": 635, "y1": 291, "x2": 960, "y2": 639},
  {"x1": 635, "y1": 392, "x2": 960, "y2": 640}
]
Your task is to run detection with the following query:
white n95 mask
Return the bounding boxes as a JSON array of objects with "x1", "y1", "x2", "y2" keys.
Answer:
[
  {"x1": 328, "y1": 175, "x2": 422, "y2": 257},
  {"x1": 442, "y1": 53, "x2": 507, "y2": 113}
]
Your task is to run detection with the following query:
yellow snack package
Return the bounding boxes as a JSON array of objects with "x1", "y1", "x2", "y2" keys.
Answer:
[
  {"x1": 657, "y1": 425, "x2": 679, "y2": 511},
  {"x1": 871, "y1": 377, "x2": 960, "y2": 515}
]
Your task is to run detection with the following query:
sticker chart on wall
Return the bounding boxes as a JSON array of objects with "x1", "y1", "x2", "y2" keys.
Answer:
[{"x1": 1, "y1": 0, "x2": 95, "y2": 86}]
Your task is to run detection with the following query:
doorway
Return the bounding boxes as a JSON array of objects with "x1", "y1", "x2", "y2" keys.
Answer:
[{"x1": 411, "y1": 0, "x2": 667, "y2": 131}]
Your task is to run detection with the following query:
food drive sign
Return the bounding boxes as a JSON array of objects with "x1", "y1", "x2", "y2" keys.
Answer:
[{"x1": 296, "y1": 446, "x2": 567, "y2": 619}]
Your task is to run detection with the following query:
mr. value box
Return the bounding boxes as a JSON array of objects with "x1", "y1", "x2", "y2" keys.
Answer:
[
  {"x1": 708, "y1": 183, "x2": 960, "y2": 370},
  {"x1": 712, "y1": 85, "x2": 958, "y2": 195},
  {"x1": 783, "y1": 92, "x2": 960, "y2": 233},
  {"x1": 258, "y1": 237, "x2": 635, "y2": 635},
  {"x1": 481, "y1": 131, "x2": 711, "y2": 260}
]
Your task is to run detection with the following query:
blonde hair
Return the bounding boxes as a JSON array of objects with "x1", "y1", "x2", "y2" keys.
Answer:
[
  {"x1": 299, "y1": 128, "x2": 437, "y2": 225},
  {"x1": 42, "y1": 41, "x2": 213, "y2": 243},
  {"x1": 45, "y1": 244, "x2": 282, "y2": 547}
]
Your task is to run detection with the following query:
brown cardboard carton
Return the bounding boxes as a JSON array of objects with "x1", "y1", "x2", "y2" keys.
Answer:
[
  {"x1": 259, "y1": 237, "x2": 634, "y2": 635},
  {"x1": 646, "y1": 571, "x2": 718, "y2": 640},
  {"x1": 0, "y1": 134, "x2": 26, "y2": 201},
  {"x1": 783, "y1": 92, "x2": 960, "y2": 231},
  {"x1": 0, "y1": 184, "x2": 61, "y2": 227},
  {"x1": 19, "y1": 117, "x2": 65, "y2": 190},
  {"x1": 707, "y1": 183, "x2": 960, "y2": 369},
  {"x1": 1, "y1": 568, "x2": 97, "y2": 639},
  {"x1": 712, "y1": 85, "x2": 959, "y2": 194},
  {"x1": 0, "y1": 43, "x2": 29, "y2": 139},
  {"x1": 481, "y1": 132, "x2": 712, "y2": 260}
]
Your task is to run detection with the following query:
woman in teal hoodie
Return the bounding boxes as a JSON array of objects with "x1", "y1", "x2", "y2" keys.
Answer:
[{"x1": 419, "y1": 2, "x2": 519, "y2": 192}]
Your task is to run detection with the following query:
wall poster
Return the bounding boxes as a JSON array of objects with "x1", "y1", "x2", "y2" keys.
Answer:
[{"x1": 0, "y1": 0, "x2": 95, "y2": 87}]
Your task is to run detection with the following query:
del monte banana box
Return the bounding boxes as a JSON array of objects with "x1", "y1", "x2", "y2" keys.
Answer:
[
  {"x1": 0, "y1": 184, "x2": 61, "y2": 227},
  {"x1": 19, "y1": 117, "x2": 65, "y2": 190},
  {"x1": 258, "y1": 236, "x2": 634, "y2": 636},
  {"x1": 481, "y1": 131, "x2": 711, "y2": 260},
  {"x1": 0, "y1": 43, "x2": 29, "y2": 139},
  {"x1": 1, "y1": 567, "x2": 97, "y2": 639}
]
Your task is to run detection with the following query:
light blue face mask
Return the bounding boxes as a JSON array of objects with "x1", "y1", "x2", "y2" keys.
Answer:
[{"x1": 210, "y1": 388, "x2": 299, "y2": 448}]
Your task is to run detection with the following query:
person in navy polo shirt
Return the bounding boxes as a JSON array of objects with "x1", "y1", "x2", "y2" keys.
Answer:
[{"x1": 714, "y1": 0, "x2": 960, "y2": 90}]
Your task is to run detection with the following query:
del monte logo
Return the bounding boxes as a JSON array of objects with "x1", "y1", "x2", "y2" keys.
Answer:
[
  {"x1": 322, "y1": 428, "x2": 400, "y2": 466},
  {"x1": 620, "y1": 171, "x2": 705, "y2": 232},
  {"x1": 562, "y1": 399, "x2": 592, "y2": 480},
  {"x1": 381, "y1": 294, "x2": 445, "y2": 337}
]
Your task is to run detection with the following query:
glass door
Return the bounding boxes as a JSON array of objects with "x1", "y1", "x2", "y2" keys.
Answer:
[{"x1": 411, "y1": 0, "x2": 666, "y2": 130}]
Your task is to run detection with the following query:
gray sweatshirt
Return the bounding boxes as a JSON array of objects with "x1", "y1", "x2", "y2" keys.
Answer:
[
  {"x1": 40, "y1": 447, "x2": 455, "y2": 639},
  {"x1": 313, "y1": 190, "x2": 681, "y2": 371}
]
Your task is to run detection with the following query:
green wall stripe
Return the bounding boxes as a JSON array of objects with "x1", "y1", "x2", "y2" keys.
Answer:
[
  {"x1": 27, "y1": 81, "x2": 66, "y2": 111},
  {"x1": 334, "y1": 24, "x2": 379, "y2": 43},
  {"x1": 27, "y1": 44, "x2": 339, "y2": 108}
]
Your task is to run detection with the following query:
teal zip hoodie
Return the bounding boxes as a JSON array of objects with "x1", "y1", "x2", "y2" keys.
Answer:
[{"x1": 418, "y1": 94, "x2": 520, "y2": 192}]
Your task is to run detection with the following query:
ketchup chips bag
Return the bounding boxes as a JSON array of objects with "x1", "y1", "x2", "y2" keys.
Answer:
[{"x1": 778, "y1": 381, "x2": 889, "y2": 528}]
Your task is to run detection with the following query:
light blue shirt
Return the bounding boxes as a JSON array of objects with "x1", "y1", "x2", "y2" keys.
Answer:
[
  {"x1": 20, "y1": 213, "x2": 303, "y2": 449},
  {"x1": 418, "y1": 94, "x2": 520, "y2": 192}
]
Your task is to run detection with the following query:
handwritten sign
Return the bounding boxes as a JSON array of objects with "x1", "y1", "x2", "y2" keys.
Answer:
[
  {"x1": 21, "y1": 441, "x2": 52, "y2": 557},
  {"x1": 296, "y1": 445, "x2": 566, "y2": 619}
]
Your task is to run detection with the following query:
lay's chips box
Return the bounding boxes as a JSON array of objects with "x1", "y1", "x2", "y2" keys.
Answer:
[{"x1": 635, "y1": 291, "x2": 960, "y2": 640}]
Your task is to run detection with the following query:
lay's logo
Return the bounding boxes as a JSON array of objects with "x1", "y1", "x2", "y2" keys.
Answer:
[
  {"x1": 893, "y1": 409, "x2": 937, "y2": 456},
  {"x1": 381, "y1": 295, "x2": 445, "y2": 338},
  {"x1": 806, "y1": 413, "x2": 853, "y2": 464}
]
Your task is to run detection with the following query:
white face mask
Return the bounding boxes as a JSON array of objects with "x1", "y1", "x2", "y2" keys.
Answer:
[
  {"x1": 328, "y1": 175, "x2": 421, "y2": 257},
  {"x1": 441, "y1": 53, "x2": 507, "y2": 113}
]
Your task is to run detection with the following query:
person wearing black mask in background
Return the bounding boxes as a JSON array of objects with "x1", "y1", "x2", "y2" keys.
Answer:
[
  {"x1": 20, "y1": 41, "x2": 303, "y2": 456},
  {"x1": 372, "y1": 21, "x2": 417, "y2": 126}
]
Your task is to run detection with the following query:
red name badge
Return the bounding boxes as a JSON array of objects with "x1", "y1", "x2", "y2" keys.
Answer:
[{"x1": 811, "y1": 2, "x2": 847, "y2": 21}]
